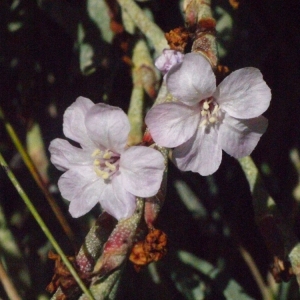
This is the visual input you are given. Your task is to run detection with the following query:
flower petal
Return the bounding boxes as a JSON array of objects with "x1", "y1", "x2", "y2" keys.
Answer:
[
  {"x1": 68, "y1": 183, "x2": 99, "y2": 218},
  {"x1": 155, "y1": 49, "x2": 184, "y2": 75},
  {"x1": 58, "y1": 166, "x2": 103, "y2": 218},
  {"x1": 112, "y1": 176, "x2": 136, "y2": 220},
  {"x1": 173, "y1": 126, "x2": 222, "y2": 176},
  {"x1": 85, "y1": 103, "x2": 130, "y2": 154},
  {"x1": 218, "y1": 114, "x2": 268, "y2": 158},
  {"x1": 120, "y1": 146, "x2": 165, "y2": 197},
  {"x1": 214, "y1": 68, "x2": 271, "y2": 119},
  {"x1": 63, "y1": 96, "x2": 95, "y2": 148},
  {"x1": 145, "y1": 102, "x2": 201, "y2": 147},
  {"x1": 166, "y1": 53, "x2": 216, "y2": 106},
  {"x1": 49, "y1": 138, "x2": 91, "y2": 171},
  {"x1": 94, "y1": 175, "x2": 136, "y2": 220}
]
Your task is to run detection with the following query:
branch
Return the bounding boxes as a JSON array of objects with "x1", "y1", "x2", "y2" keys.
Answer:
[{"x1": 116, "y1": 0, "x2": 168, "y2": 54}]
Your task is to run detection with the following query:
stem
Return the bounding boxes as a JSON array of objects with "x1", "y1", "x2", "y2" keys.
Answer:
[
  {"x1": 0, "y1": 106, "x2": 77, "y2": 249},
  {"x1": 185, "y1": 0, "x2": 218, "y2": 67},
  {"x1": 0, "y1": 152, "x2": 94, "y2": 300},
  {"x1": 116, "y1": 0, "x2": 168, "y2": 54},
  {"x1": 127, "y1": 40, "x2": 147, "y2": 146},
  {"x1": 127, "y1": 83, "x2": 144, "y2": 146},
  {"x1": 239, "y1": 156, "x2": 300, "y2": 286},
  {"x1": 239, "y1": 246, "x2": 274, "y2": 300},
  {"x1": 0, "y1": 259, "x2": 22, "y2": 300},
  {"x1": 128, "y1": 39, "x2": 156, "y2": 145}
]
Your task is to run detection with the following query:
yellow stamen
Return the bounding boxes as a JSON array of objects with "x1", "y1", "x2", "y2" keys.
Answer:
[
  {"x1": 93, "y1": 159, "x2": 101, "y2": 166},
  {"x1": 105, "y1": 161, "x2": 116, "y2": 171},
  {"x1": 103, "y1": 150, "x2": 112, "y2": 159},
  {"x1": 92, "y1": 149, "x2": 101, "y2": 157},
  {"x1": 94, "y1": 168, "x2": 110, "y2": 180},
  {"x1": 94, "y1": 168, "x2": 103, "y2": 177},
  {"x1": 201, "y1": 110, "x2": 208, "y2": 116},
  {"x1": 203, "y1": 101, "x2": 209, "y2": 110},
  {"x1": 212, "y1": 104, "x2": 219, "y2": 115},
  {"x1": 209, "y1": 116, "x2": 216, "y2": 123},
  {"x1": 101, "y1": 172, "x2": 109, "y2": 180}
]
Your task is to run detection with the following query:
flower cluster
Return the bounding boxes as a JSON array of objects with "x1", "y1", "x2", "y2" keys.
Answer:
[
  {"x1": 49, "y1": 97, "x2": 164, "y2": 220},
  {"x1": 49, "y1": 50, "x2": 271, "y2": 220},
  {"x1": 146, "y1": 52, "x2": 271, "y2": 175}
]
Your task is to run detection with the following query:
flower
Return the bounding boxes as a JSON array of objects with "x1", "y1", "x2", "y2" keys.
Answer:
[
  {"x1": 155, "y1": 49, "x2": 184, "y2": 76},
  {"x1": 145, "y1": 53, "x2": 271, "y2": 176},
  {"x1": 49, "y1": 97, "x2": 165, "y2": 220}
]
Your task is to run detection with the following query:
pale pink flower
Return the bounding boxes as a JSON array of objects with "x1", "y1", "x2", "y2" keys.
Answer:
[
  {"x1": 155, "y1": 49, "x2": 184, "y2": 76},
  {"x1": 146, "y1": 53, "x2": 271, "y2": 176},
  {"x1": 49, "y1": 97, "x2": 164, "y2": 220}
]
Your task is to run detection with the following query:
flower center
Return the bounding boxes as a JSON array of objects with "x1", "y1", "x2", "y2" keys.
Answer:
[
  {"x1": 91, "y1": 149, "x2": 119, "y2": 180},
  {"x1": 199, "y1": 97, "x2": 220, "y2": 127}
]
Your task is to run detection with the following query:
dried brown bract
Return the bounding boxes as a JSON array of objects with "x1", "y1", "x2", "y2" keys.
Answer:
[
  {"x1": 46, "y1": 251, "x2": 91, "y2": 299},
  {"x1": 165, "y1": 27, "x2": 189, "y2": 52},
  {"x1": 129, "y1": 229, "x2": 167, "y2": 271}
]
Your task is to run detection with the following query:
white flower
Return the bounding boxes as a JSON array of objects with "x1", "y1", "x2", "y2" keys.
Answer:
[
  {"x1": 49, "y1": 97, "x2": 164, "y2": 220},
  {"x1": 145, "y1": 53, "x2": 271, "y2": 176}
]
